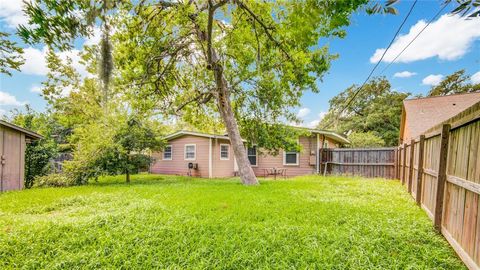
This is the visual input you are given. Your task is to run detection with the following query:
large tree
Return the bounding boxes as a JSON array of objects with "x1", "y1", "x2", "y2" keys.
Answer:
[
  {"x1": 319, "y1": 77, "x2": 409, "y2": 146},
  {"x1": 20, "y1": 0, "x2": 376, "y2": 185},
  {"x1": 113, "y1": 1, "x2": 376, "y2": 185}
]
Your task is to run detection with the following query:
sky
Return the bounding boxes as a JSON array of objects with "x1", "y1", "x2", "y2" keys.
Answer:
[{"x1": 0, "y1": 1, "x2": 479, "y2": 127}]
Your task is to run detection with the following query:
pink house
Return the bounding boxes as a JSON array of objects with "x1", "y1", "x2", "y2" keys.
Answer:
[{"x1": 150, "y1": 128, "x2": 349, "y2": 178}]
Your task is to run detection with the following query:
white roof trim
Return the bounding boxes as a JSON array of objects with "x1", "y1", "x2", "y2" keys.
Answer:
[
  {"x1": 293, "y1": 127, "x2": 350, "y2": 144},
  {"x1": 164, "y1": 130, "x2": 246, "y2": 142},
  {"x1": 165, "y1": 128, "x2": 349, "y2": 145}
]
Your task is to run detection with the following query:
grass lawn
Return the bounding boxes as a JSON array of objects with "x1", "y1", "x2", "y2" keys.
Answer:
[{"x1": 0, "y1": 175, "x2": 465, "y2": 269}]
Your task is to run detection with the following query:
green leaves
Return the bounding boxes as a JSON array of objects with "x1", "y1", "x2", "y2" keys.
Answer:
[
  {"x1": 428, "y1": 69, "x2": 480, "y2": 97},
  {"x1": 319, "y1": 77, "x2": 409, "y2": 146},
  {"x1": 0, "y1": 32, "x2": 24, "y2": 76}
]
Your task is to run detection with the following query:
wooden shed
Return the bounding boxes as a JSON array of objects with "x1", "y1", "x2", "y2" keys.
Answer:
[{"x1": 0, "y1": 120, "x2": 43, "y2": 192}]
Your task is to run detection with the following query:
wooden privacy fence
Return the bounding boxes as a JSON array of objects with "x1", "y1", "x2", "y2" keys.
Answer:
[
  {"x1": 397, "y1": 101, "x2": 480, "y2": 270},
  {"x1": 320, "y1": 148, "x2": 396, "y2": 179}
]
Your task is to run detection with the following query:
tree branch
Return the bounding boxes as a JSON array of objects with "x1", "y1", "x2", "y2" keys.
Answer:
[{"x1": 234, "y1": 0, "x2": 293, "y2": 63}]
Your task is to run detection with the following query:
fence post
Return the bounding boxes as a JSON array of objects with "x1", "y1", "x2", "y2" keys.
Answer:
[
  {"x1": 398, "y1": 146, "x2": 402, "y2": 181},
  {"x1": 416, "y1": 135, "x2": 425, "y2": 205},
  {"x1": 434, "y1": 124, "x2": 451, "y2": 231},
  {"x1": 397, "y1": 147, "x2": 401, "y2": 180},
  {"x1": 408, "y1": 139, "x2": 415, "y2": 193},
  {"x1": 402, "y1": 143, "x2": 407, "y2": 185}
]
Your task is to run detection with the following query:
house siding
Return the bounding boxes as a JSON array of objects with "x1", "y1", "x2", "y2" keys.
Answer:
[
  {"x1": 151, "y1": 135, "x2": 210, "y2": 177},
  {"x1": 252, "y1": 135, "x2": 318, "y2": 177},
  {"x1": 211, "y1": 138, "x2": 236, "y2": 178},
  {"x1": 151, "y1": 133, "x2": 343, "y2": 179}
]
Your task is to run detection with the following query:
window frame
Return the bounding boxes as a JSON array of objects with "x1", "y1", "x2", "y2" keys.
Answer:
[
  {"x1": 163, "y1": 145, "x2": 173, "y2": 160},
  {"x1": 184, "y1": 144, "x2": 196, "y2": 161},
  {"x1": 220, "y1": 143, "x2": 230, "y2": 160},
  {"x1": 247, "y1": 145, "x2": 258, "y2": 167},
  {"x1": 283, "y1": 145, "x2": 299, "y2": 166}
]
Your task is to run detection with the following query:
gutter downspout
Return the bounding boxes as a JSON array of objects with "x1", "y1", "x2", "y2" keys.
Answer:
[{"x1": 208, "y1": 138, "x2": 212, "y2": 178}]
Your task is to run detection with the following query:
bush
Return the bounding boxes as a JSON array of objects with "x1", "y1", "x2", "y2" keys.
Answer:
[
  {"x1": 347, "y1": 131, "x2": 386, "y2": 148},
  {"x1": 34, "y1": 174, "x2": 74, "y2": 188},
  {"x1": 25, "y1": 139, "x2": 57, "y2": 188}
]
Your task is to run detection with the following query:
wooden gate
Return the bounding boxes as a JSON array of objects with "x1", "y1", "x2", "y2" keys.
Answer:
[{"x1": 320, "y1": 148, "x2": 396, "y2": 179}]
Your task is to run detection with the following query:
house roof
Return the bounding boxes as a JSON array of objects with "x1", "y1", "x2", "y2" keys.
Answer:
[
  {"x1": 164, "y1": 130, "x2": 247, "y2": 142},
  {"x1": 0, "y1": 120, "x2": 43, "y2": 140},
  {"x1": 400, "y1": 92, "x2": 480, "y2": 142},
  {"x1": 292, "y1": 126, "x2": 350, "y2": 144},
  {"x1": 165, "y1": 127, "x2": 349, "y2": 145}
]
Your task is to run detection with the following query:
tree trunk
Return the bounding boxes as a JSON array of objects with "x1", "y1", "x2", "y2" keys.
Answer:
[
  {"x1": 126, "y1": 155, "x2": 131, "y2": 183},
  {"x1": 213, "y1": 66, "x2": 258, "y2": 185},
  {"x1": 126, "y1": 169, "x2": 130, "y2": 183},
  {"x1": 191, "y1": 5, "x2": 259, "y2": 185}
]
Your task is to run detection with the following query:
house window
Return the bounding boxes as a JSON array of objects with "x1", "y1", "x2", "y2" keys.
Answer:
[
  {"x1": 220, "y1": 144, "x2": 229, "y2": 160},
  {"x1": 247, "y1": 146, "x2": 257, "y2": 166},
  {"x1": 283, "y1": 151, "x2": 299, "y2": 165},
  {"x1": 184, "y1": 144, "x2": 196, "y2": 160},
  {"x1": 323, "y1": 141, "x2": 328, "y2": 148},
  {"x1": 163, "y1": 145, "x2": 172, "y2": 160}
]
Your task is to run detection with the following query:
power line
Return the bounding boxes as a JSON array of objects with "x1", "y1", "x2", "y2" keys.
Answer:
[
  {"x1": 324, "y1": 0, "x2": 418, "y2": 128},
  {"x1": 379, "y1": 3, "x2": 448, "y2": 75}
]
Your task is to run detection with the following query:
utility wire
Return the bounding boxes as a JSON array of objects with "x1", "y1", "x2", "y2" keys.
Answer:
[
  {"x1": 379, "y1": 3, "x2": 448, "y2": 75},
  {"x1": 324, "y1": 0, "x2": 418, "y2": 128}
]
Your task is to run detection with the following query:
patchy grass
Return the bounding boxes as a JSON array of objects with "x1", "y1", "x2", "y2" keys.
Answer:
[{"x1": 0, "y1": 174, "x2": 465, "y2": 269}]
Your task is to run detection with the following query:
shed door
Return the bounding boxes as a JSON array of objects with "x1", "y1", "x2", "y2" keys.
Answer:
[{"x1": 0, "y1": 128, "x2": 23, "y2": 191}]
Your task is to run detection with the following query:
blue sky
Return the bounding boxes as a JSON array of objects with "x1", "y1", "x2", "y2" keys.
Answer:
[{"x1": 1, "y1": 1, "x2": 479, "y2": 126}]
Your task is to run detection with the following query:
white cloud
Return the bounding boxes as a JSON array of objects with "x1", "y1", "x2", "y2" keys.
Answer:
[
  {"x1": 471, "y1": 71, "x2": 480, "y2": 84},
  {"x1": 307, "y1": 112, "x2": 327, "y2": 128},
  {"x1": 30, "y1": 85, "x2": 42, "y2": 93},
  {"x1": 21, "y1": 47, "x2": 49, "y2": 76},
  {"x1": 0, "y1": 1, "x2": 29, "y2": 28},
  {"x1": 0, "y1": 91, "x2": 25, "y2": 106},
  {"x1": 21, "y1": 46, "x2": 88, "y2": 77},
  {"x1": 393, "y1": 71, "x2": 417, "y2": 78},
  {"x1": 422, "y1": 74, "x2": 443, "y2": 86},
  {"x1": 370, "y1": 14, "x2": 480, "y2": 64},
  {"x1": 297, "y1": 108, "x2": 311, "y2": 119}
]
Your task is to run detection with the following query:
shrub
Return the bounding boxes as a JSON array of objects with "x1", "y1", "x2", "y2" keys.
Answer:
[
  {"x1": 347, "y1": 131, "x2": 386, "y2": 148},
  {"x1": 34, "y1": 174, "x2": 74, "y2": 188}
]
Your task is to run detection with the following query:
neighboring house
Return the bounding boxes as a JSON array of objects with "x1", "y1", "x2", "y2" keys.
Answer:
[
  {"x1": 150, "y1": 128, "x2": 349, "y2": 178},
  {"x1": 399, "y1": 92, "x2": 480, "y2": 144},
  {"x1": 0, "y1": 120, "x2": 43, "y2": 191}
]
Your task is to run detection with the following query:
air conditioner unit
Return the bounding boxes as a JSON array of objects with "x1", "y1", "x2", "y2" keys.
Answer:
[{"x1": 188, "y1": 162, "x2": 198, "y2": 170}]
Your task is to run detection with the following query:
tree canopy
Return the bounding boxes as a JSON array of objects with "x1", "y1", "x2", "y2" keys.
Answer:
[
  {"x1": 428, "y1": 69, "x2": 480, "y2": 96},
  {"x1": 319, "y1": 77, "x2": 409, "y2": 147},
  {"x1": 19, "y1": 0, "x2": 377, "y2": 185}
]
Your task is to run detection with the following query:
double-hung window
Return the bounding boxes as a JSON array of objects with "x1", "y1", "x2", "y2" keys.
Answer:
[
  {"x1": 163, "y1": 145, "x2": 172, "y2": 160},
  {"x1": 220, "y1": 144, "x2": 230, "y2": 160},
  {"x1": 283, "y1": 150, "x2": 299, "y2": 165},
  {"x1": 247, "y1": 146, "x2": 257, "y2": 166},
  {"x1": 184, "y1": 144, "x2": 196, "y2": 160}
]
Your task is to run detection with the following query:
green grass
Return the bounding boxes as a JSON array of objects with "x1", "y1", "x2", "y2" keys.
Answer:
[{"x1": 0, "y1": 174, "x2": 465, "y2": 269}]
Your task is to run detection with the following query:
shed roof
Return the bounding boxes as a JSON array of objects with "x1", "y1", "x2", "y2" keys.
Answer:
[
  {"x1": 0, "y1": 120, "x2": 43, "y2": 140},
  {"x1": 400, "y1": 92, "x2": 480, "y2": 142}
]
